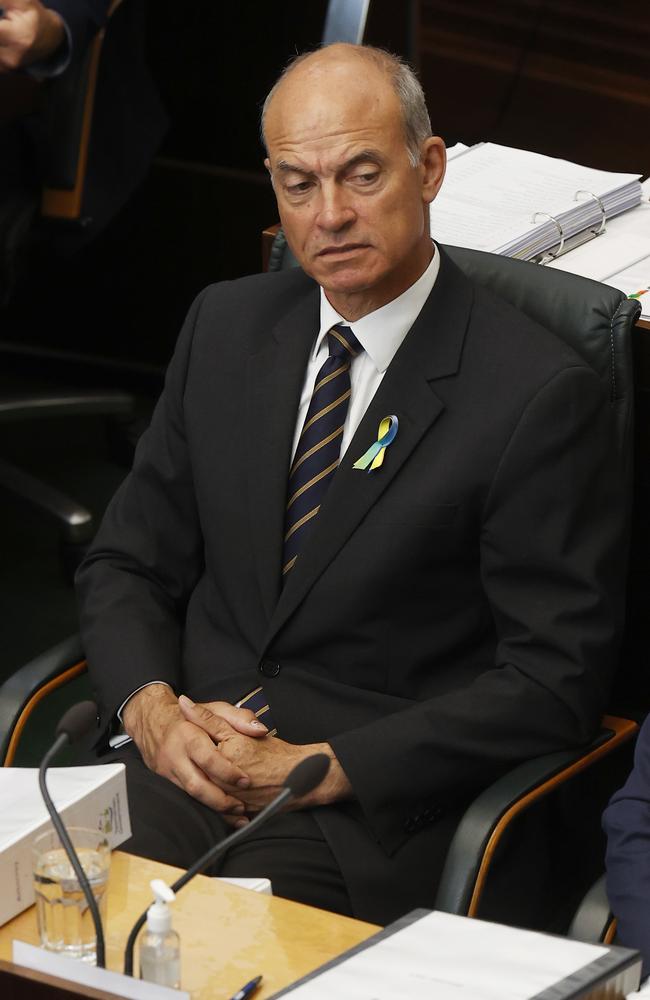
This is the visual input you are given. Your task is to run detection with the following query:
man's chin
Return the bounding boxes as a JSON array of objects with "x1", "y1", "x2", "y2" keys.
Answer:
[{"x1": 310, "y1": 262, "x2": 377, "y2": 297}]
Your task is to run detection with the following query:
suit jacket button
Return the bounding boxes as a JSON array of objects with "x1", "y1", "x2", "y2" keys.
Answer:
[{"x1": 259, "y1": 659, "x2": 281, "y2": 678}]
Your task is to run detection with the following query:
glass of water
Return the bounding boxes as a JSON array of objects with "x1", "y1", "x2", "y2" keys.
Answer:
[{"x1": 32, "y1": 827, "x2": 111, "y2": 963}]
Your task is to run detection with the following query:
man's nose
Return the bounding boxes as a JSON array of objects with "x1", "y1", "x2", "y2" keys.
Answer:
[{"x1": 314, "y1": 186, "x2": 356, "y2": 231}]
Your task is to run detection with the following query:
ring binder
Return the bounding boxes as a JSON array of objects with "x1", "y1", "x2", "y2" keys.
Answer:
[
  {"x1": 531, "y1": 212, "x2": 565, "y2": 265},
  {"x1": 574, "y1": 189, "x2": 607, "y2": 235},
  {"x1": 531, "y1": 191, "x2": 609, "y2": 266}
]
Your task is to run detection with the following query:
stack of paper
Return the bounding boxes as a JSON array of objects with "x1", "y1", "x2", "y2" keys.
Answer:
[{"x1": 431, "y1": 143, "x2": 642, "y2": 262}]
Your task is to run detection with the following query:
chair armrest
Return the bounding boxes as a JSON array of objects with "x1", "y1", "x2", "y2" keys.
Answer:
[
  {"x1": 0, "y1": 634, "x2": 86, "y2": 765},
  {"x1": 0, "y1": 392, "x2": 134, "y2": 423},
  {"x1": 569, "y1": 873, "x2": 616, "y2": 944},
  {"x1": 434, "y1": 716, "x2": 638, "y2": 917}
]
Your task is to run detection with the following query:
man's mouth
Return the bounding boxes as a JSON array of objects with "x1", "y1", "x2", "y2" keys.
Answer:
[{"x1": 317, "y1": 243, "x2": 369, "y2": 257}]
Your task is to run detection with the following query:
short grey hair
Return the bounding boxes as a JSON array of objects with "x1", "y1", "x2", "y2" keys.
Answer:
[{"x1": 260, "y1": 44, "x2": 432, "y2": 168}]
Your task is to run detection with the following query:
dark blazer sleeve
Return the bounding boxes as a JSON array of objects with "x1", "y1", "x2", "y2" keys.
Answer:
[
  {"x1": 75, "y1": 287, "x2": 210, "y2": 728},
  {"x1": 330, "y1": 363, "x2": 627, "y2": 853},
  {"x1": 45, "y1": 0, "x2": 110, "y2": 55},
  {"x1": 603, "y1": 718, "x2": 650, "y2": 978}
]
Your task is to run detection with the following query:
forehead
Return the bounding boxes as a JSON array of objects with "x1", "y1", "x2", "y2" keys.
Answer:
[{"x1": 264, "y1": 58, "x2": 404, "y2": 168}]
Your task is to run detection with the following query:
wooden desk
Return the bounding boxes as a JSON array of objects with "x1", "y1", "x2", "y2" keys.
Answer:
[{"x1": 0, "y1": 852, "x2": 379, "y2": 999}]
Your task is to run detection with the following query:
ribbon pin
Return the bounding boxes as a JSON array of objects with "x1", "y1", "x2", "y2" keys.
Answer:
[{"x1": 353, "y1": 415, "x2": 399, "y2": 472}]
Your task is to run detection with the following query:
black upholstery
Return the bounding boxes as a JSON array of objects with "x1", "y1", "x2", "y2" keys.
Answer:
[{"x1": 443, "y1": 245, "x2": 638, "y2": 452}]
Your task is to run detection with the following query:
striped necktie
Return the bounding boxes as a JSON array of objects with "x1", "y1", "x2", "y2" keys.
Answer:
[{"x1": 282, "y1": 323, "x2": 363, "y2": 579}]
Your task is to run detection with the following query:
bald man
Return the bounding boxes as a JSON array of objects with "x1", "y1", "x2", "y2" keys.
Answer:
[{"x1": 77, "y1": 44, "x2": 626, "y2": 924}]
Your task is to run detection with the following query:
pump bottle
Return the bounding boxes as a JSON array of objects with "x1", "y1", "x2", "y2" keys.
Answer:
[{"x1": 139, "y1": 879, "x2": 181, "y2": 988}]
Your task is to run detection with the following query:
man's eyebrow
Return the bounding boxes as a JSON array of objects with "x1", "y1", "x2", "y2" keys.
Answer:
[
  {"x1": 274, "y1": 160, "x2": 314, "y2": 176},
  {"x1": 339, "y1": 151, "x2": 384, "y2": 173},
  {"x1": 273, "y1": 151, "x2": 385, "y2": 177}
]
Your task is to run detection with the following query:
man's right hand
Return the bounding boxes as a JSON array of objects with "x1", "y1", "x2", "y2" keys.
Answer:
[
  {"x1": 0, "y1": 1, "x2": 66, "y2": 73},
  {"x1": 121, "y1": 684, "x2": 268, "y2": 826}
]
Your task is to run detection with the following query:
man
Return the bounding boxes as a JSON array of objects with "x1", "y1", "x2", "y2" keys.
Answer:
[
  {"x1": 76, "y1": 43, "x2": 626, "y2": 925},
  {"x1": 603, "y1": 716, "x2": 650, "y2": 978}
]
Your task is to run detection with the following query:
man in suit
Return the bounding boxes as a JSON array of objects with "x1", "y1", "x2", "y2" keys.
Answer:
[
  {"x1": 76, "y1": 43, "x2": 626, "y2": 925},
  {"x1": 603, "y1": 717, "x2": 650, "y2": 978}
]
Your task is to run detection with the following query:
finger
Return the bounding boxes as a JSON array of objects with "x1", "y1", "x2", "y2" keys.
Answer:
[
  {"x1": 208, "y1": 700, "x2": 269, "y2": 736},
  {"x1": 177, "y1": 695, "x2": 239, "y2": 741},
  {"x1": 221, "y1": 814, "x2": 251, "y2": 830},
  {"x1": 186, "y1": 728, "x2": 251, "y2": 789},
  {"x1": 180, "y1": 694, "x2": 268, "y2": 736},
  {"x1": 168, "y1": 757, "x2": 246, "y2": 814}
]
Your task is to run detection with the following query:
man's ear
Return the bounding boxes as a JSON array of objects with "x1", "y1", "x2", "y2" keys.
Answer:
[{"x1": 420, "y1": 137, "x2": 446, "y2": 206}]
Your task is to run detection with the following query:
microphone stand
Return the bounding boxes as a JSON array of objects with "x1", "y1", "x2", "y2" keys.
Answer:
[
  {"x1": 39, "y1": 733, "x2": 106, "y2": 969},
  {"x1": 123, "y1": 786, "x2": 293, "y2": 976}
]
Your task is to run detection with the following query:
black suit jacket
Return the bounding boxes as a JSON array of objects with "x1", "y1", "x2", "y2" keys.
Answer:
[{"x1": 77, "y1": 249, "x2": 627, "y2": 923}]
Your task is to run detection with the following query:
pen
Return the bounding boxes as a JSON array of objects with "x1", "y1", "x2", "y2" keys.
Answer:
[{"x1": 228, "y1": 974, "x2": 263, "y2": 1000}]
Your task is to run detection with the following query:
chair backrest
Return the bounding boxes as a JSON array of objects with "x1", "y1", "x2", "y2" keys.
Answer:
[{"x1": 443, "y1": 246, "x2": 639, "y2": 458}]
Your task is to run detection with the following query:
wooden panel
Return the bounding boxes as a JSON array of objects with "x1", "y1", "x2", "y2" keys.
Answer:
[{"x1": 419, "y1": 0, "x2": 650, "y2": 173}]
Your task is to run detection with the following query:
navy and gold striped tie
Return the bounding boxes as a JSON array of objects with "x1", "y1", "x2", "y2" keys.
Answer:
[{"x1": 282, "y1": 324, "x2": 363, "y2": 578}]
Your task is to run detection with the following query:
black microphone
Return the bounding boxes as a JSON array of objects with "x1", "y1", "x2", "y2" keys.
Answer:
[
  {"x1": 38, "y1": 701, "x2": 107, "y2": 969},
  {"x1": 123, "y1": 752, "x2": 330, "y2": 975}
]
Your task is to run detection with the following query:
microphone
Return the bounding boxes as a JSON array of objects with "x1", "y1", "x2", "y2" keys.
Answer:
[
  {"x1": 123, "y1": 752, "x2": 330, "y2": 976},
  {"x1": 38, "y1": 701, "x2": 107, "y2": 968}
]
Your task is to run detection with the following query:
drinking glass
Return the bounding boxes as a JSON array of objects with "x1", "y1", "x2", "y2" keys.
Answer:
[{"x1": 32, "y1": 826, "x2": 111, "y2": 963}]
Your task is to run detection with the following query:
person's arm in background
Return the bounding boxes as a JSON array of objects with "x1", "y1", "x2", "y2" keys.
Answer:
[
  {"x1": 0, "y1": 0, "x2": 109, "y2": 77},
  {"x1": 603, "y1": 716, "x2": 650, "y2": 980}
]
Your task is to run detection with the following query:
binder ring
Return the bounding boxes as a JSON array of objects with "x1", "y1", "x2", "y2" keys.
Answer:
[
  {"x1": 532, "y1": 212, "x2": 565, "y2": 258},
  {"x1": 574, "y1": 189, "x2": 607, "y2": 235}
]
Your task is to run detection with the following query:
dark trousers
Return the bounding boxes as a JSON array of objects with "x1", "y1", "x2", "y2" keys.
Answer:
[{"x1": 102, "y1": 743, "x2": 353, "y2": 917}]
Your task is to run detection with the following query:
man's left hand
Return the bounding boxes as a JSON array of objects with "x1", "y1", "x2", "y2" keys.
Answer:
[{"x1": 178, "y1": 695, "x2": 353, "y2": 813}]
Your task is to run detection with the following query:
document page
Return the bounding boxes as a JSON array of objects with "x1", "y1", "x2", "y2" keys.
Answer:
[{"x1": 281, "y1": 911, "x2": 608, "y2": 1000}]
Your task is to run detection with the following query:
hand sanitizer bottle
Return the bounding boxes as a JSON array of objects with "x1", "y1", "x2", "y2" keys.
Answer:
[{"x1": 139, "y1": 879, "x2": 181, "y2": 988}]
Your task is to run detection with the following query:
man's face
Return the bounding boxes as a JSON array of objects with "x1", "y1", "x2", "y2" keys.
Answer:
[{"x1": 264, "y1": 53, "x2": 445, "y2": 319}]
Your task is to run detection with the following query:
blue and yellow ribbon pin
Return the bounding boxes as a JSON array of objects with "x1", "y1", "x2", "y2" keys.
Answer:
[{"x1": 353, "y1": 415, "x2": 399, "y2": 472}]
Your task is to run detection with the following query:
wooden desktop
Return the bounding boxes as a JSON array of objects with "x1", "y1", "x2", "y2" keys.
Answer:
[{"x1": 0, "y1": 852, "x2": 379, "y2": 999}]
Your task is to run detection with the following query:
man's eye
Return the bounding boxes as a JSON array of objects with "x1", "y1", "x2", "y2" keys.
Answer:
[
  {"x1": 350, "y1": 171, "x2": 379, "y2": 185},
  {"x1": 286, "y1": 181, "x2": 313, "y2": 195}
]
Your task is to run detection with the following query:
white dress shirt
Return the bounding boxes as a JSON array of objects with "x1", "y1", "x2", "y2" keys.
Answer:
[
  {"x1": 113, "y1": 244, "x2": 440, "y2": 741},
  {"x1": 290, "y1": 243, "x2": 440, "y2": 462}
]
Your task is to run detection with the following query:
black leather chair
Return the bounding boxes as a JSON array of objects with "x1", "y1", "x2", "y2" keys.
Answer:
[
  {"x1": 0, "y1": 237, "x2": 643, "y2": 934},
  {"x1": 569, "y1": 874, "x2": 617, "y2": 945}
]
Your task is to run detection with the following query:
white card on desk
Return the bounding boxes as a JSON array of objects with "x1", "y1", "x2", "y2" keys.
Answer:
[{"x1": 12, "y1": 940, "x2": 190, "y2": 999}]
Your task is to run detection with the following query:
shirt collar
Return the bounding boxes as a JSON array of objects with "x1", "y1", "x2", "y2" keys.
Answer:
[{"x1": 317, "y1": 243, "x2": 440, "y2": 372}]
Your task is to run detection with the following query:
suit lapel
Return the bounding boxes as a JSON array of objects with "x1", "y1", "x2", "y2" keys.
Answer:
[
  {"x1": 246, "y1": 284, "x2": 319, "y2": 620},
  {"x1": 263, "y1": 250, "x2": 475, "y2": 645}
]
